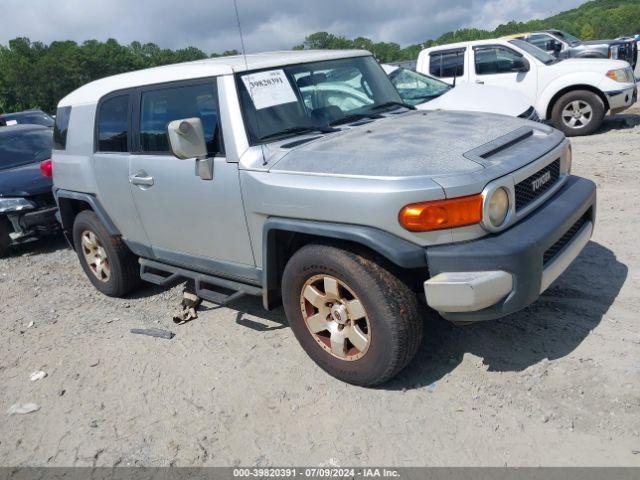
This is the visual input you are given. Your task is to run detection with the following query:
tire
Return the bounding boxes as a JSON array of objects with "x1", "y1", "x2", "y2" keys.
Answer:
[
  {"x1": 0, "y1": 217, "x2": 11, "y2": 258},
  {"x1": 281, "y1": 244, "x2": 423, "y2": 386},
  {"x1": 72, "y1": 210, "x2": 140, "y2": 297},
  {"x1": 551, "y1": 90, "x2": 605, "y2": 137}
]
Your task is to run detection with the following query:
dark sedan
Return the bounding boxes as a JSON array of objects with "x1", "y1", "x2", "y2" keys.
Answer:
[{"x1": 0, "y1": 124, "x2": 58, "y2": 256}]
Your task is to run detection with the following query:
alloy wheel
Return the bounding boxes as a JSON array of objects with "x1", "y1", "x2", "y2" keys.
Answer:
[
  {"x1": 80, "y1": 230, "x2": 111, "y2": 282},
  {"x1": 299, "y1": 274, "x2": 371, "y2": 361},
  {"x1": 561, "y1": 100, "x2": 593, "y2": 129}
]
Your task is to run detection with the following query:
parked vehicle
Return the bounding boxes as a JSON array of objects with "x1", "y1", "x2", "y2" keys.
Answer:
[
  {"x1": 418, "y1": 39, "x2": 637, "y2": 136},
  {"x1": 53, "y1": 50, "x2": 595, "y2": 385},
  {"x1": 0, "y1": 109, "x2": 55, "y2": 128},
  {"x1": 0, "y1": 125, "x2": 58, "y2": 257},
  {"x1": 505, "y1": 30, "x2": 638, "y2": 69},
  {"x1": 381, "y1": 64, "x2": 538, "y2": 120}
]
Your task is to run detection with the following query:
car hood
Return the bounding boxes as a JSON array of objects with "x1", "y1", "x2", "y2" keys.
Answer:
[
  {"x1": 551, "y1": 57, "x2": 630, "y2": 73},
  {"x1": 267, "y1": 110, "x2": 556, "y2": 178},
  {"x1": 0, "y1": 162, "x2": 52, "y2": 197},
  {"x1": 581, "y1": 39, "x2": 629, "y2": 46},
  {"x1": 417, "y1": 83, "x2": 531, "y2": 117}
]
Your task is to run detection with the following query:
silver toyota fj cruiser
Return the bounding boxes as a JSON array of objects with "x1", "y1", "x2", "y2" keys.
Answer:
[{"x1": 52, "y1": 50, "x2": 596, "y2": 385}]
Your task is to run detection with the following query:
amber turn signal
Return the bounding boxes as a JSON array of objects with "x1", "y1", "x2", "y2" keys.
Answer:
[{"x1": 399, "y1": 195, "x2": 483, "y2": 232}]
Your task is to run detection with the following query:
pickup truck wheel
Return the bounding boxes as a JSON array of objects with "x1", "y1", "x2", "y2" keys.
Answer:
[
  {"x1": 551, "y1": 90, "x2": 605, "y2": 136},
  {"x1": 0, "y1": 217, "x2": 11, "y2": 258},
  {"x1": 281, "y1": 244, "x2": 423, "y2": 386},
  {"x1": 72, "y1": 210, "x2": 140, "y2": 297}
]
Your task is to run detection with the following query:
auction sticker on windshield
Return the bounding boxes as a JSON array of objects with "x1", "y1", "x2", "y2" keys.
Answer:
[{"x1": 242, "y1": 69, "x2": 297, "y2": 110}]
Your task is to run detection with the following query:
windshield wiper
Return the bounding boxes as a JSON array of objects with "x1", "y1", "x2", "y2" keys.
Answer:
[
  {"x1": 370, "y1": 101, "x2": 416, "y2": 112},
  {"x1": 329, "y1": 112, "x2": 383, "y2": 126},
  {"x1": 259, "y1": 125, "x2": 338, "y2": 142}
]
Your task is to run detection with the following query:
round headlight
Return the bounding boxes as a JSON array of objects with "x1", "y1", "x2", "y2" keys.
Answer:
[{"x1": 488, "y1": 187, "x2": 509, "y2": 227}]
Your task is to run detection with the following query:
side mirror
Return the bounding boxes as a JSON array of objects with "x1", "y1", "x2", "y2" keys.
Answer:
[
  {"x1": 515, "y1": 58, "x2": 530, "y2": 72},
  {"x1": 167, "y1": 117, "x2": 214, "y2": 180},
  {"x1": 167, "y1": 118, "x2": 207, "y2": 160}
]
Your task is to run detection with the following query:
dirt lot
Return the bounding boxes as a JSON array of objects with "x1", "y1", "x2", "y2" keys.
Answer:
[{"x1": 1, "y1": 106, "x2": 640, "y2": 467}]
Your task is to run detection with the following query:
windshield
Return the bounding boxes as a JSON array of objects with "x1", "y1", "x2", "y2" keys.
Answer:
[
  {"x1": 509, "y1": 39, "x2": 558, "y2": 65},
  {"x1": 553, "y1": 30, "x2": 581, "y2": 45},
  {"x1": 389, "y1": 68, "x2": 451, "y2": 105},
  {"x1": 237, "y1": 56, "x2": 405, "y2": 144},
  {"x1": 0, "y1": 129, "x2": 52, "y2": 171},
  {"x1": 2, "y1": 112, "x2": 54, "y2": 128}
]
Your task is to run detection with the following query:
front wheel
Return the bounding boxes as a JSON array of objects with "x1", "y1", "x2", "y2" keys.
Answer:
[
  {"x1": 551, "y1": 90, "x2": 605, "y2": 137},
  {"x1": 281, "y1": 244, "x2": 423, "y2": 386}
]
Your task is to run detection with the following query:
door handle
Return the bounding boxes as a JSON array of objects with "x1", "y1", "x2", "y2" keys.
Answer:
[
  {"x1": 130, "y1": 172, "x2": 154, "y2": 187},
  {"x1": 476, "y1": 80, "x2": 485, "y2": 84}
]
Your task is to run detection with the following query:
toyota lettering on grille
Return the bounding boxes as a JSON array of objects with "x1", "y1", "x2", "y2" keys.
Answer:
[{"x1": 532, "y1": 171, "x2": 552, "y2": 192}]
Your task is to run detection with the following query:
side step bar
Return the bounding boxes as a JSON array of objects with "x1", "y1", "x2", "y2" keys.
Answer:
[{"x1": 139, "y1": 258, "x2": 262, "y2": 306}]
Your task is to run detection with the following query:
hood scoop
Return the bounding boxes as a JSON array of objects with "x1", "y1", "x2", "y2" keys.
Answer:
[
  {"x1": 463, "y1": 125, "x2": 561, "y2": 168},
  {"x1": 466, "y1": 127, "x2": 533, "y2": 163}
]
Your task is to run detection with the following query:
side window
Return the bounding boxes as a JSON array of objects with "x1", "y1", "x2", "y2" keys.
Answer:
[
  {"x1": 528, "y1": 34, "x2": 553, "y2": 50},
  {"x1": 53, "y1": 106, "x2": 72, "y2": 150},
  {"x1": 475, "y1": 47, "x2": 524, "y2": 75},
  {"x1": 139, "y1": 82, "x2": 223, "y2": 155},
  {"x1": 428, "y1": 50, "x2": 465, "y2": 77},
  {"x1": 97, "y1": 95, "x2": 129, "y2": 152}
]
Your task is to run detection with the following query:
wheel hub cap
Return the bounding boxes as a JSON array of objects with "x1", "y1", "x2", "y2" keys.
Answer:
[
  {"x1": 299, "y1": 275, "x2": 371, "y2": 361},
  {"x1": 330, "y1": 303, "x2": 348, "y2": 325}
]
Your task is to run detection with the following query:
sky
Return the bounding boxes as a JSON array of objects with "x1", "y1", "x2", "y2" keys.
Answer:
[{"x1": 0, "y1": 0, "x2": 586, "y2": 53}]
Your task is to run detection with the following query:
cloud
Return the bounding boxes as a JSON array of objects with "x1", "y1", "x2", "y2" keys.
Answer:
[{"x1": 0, "y1": 0, "x2": 586, "y2": 53}]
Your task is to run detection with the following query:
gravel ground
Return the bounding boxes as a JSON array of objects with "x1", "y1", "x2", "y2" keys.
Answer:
[{"x1": 1, "y1": 106, "x2": 640, "y2": 467}]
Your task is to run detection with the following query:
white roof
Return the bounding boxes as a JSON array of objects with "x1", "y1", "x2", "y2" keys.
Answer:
[
  {"x1": 422, "y1": 38, "x2": 512, "y2": 53},
  {"x1": 59, "y1": 49, "x2": 371, "y2": 107}
]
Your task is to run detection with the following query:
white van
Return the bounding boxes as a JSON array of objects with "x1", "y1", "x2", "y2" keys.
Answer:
[{"x1": 418, "y1": 39, "x2": 637, "y2": 136}]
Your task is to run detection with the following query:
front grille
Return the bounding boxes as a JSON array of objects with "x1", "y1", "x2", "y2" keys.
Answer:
[
  {"x1": 543, "y1": 212, "x2": 590, "y2": 265},
  {"x1": 514, "y1": 159, "x2": 560, "y2": 210}
]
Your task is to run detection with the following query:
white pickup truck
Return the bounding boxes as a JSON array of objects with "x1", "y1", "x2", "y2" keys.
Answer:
[{"x1": 418, "y1": 38, "x2": 637, "y2": 136}]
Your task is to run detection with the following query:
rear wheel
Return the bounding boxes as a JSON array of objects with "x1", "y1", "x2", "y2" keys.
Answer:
[
  {"x1": 282, "y1": 244, "x2": 423, "y2": 386},
  {"x1": 72, "y1": 210, "x2": 140, "y2": 297},
  {"x1": 0, "y1": 217, "x2": 12, "y2": 258},
  {"x1": 551, "y1": 90, "x2": 605, "y2": 137}
]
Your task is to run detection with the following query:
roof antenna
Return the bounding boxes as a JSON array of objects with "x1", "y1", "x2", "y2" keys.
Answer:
[
  {"x1": 233, "y1": 0, "x2": 250, "y2": 72},
  {"x1": 232, "y1": 0, "x2": 267, "y2": 164}
]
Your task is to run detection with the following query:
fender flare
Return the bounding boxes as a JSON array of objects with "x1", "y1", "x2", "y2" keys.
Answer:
[
  {"x1": 54, "y1": 189, "x2": 120, "y2": 236},
  {"x1": 261, "y1": 217, "x2": 427, "y2": 309}
]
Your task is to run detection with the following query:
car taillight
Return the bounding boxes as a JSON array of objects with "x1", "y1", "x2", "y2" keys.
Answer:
[{"x1": 40, "y1": 159, "x2": 53, "y2": 178}]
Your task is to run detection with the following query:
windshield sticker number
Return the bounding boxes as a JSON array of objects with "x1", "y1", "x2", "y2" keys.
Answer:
[{"x1": 242, "y1": 70, "x2": 297, "y2": 110}]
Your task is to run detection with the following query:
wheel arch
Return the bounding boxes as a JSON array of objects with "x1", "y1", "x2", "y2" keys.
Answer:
[
  {"x1": 545, "y1": 84, "x2": 610, "y2": 120},
  {"x1": 261, "y1": 218, "x2": 428, "y2": 310},
  {"x1": 55, "y1": 190, "x2": 120, "y2": 249}
]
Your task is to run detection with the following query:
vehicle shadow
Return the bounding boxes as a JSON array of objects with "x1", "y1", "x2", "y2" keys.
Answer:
[
  {"x1": 6, "y1": 233, "x2": 69, "y2": 257},
  {"x1": 596, "y1": 112, "x2": 640, "y2": 133},
  {"x1": 384, "y1": 241, "x2": 627, "y2": 391}
]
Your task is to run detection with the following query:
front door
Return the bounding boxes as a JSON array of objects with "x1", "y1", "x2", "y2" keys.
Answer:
[
  {"x1": 469, "y1": 45, "x2": 538, "y2": 105},
  {"x1": 128, "y1": 79, "x2": 256, "y2": 280}
]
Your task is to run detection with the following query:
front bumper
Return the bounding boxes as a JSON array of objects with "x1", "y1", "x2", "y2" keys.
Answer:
[
  {"x1": 424, "y1": 175, "x2": 596, "y2": 322},
  {"x1": 606, "y1": 85, "x2": 637, "y2": 114}
]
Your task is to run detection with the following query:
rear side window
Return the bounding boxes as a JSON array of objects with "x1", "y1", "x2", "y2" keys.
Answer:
[
  {"x1": 429, "y1": 49, "x2": 465, "y2": 77},
  {"x1": 139, "y1": 82, "x2": 223, "y2": 155},
  {"x1": 53, "y1": 106, "x2": 71, "y2": 150},
  {"x1": 97, "y1": 95, "x2": 129, "y2": 152},
  {"x1": 0, "y1": 129, "x2": 53, "y2": 171}
]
